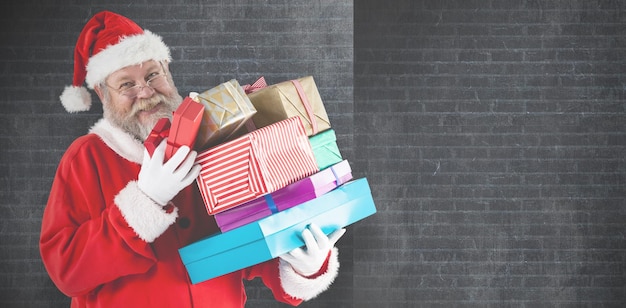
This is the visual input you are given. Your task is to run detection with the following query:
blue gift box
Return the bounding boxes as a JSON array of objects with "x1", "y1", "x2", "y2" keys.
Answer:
[{"x1": 178, "y1": 177, "x2": 376, "y2": 284}]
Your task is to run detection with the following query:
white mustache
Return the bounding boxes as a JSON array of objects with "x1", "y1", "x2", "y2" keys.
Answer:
[{"x1": 132, "y1": 96, "x2": 163, "y2": 115}]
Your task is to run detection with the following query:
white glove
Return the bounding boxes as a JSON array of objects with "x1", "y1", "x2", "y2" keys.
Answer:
[
  {"x1": 137, "y1": 138, "x2": 201, "y2": 206},
  {"x1": 279, "y1": 223, "x2": 346, "y2": 277}
]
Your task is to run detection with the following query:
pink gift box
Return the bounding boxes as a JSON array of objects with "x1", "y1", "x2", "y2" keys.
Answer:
[
  {"x1": 214, "y1": 160, "x2": 352, "y2": 232},
  {"x1": 195, "y1": 117, "x2": 319, "y2": 215}
]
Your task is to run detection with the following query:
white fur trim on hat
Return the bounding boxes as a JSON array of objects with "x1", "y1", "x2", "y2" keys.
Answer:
[
  {"x1": 60, "y1": 85, "x2": 92, "y2": 113},
  {"x1": 85, "y1": 30, "x2": 171, "y2": 89},
  {"x1": 278, "y1": 247, "x2": 340, "y2": 301}
]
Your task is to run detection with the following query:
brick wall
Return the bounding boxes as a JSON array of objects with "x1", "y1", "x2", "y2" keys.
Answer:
[
  {"x1": 354, "y1": 0, "x2": 626, "y2": 307},
  {"x1": 0, "y1": 1, "x2": 352, "y2": 307},
  {"x1": 2, "y1": 0, "x2": 625, "y2": 307}
]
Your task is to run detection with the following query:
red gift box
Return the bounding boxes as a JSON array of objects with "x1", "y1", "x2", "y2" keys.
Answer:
[
  {"x1": 165, "y1": 97, "x2": 205, "y2": 161},
  {"x1": 195, "y1": 116, "x2": 319, "y2": 215},
  {"x1": 144, "y1": 118, "x2": 171, "y2": 157}
]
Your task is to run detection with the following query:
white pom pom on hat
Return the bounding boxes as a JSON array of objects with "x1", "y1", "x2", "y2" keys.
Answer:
[
  {"x1": 60, "y1": 86, "x2": 92, "y2": 113},
  {"x1": 60, "y1": 10, "x2": 171, "y2": 112}
]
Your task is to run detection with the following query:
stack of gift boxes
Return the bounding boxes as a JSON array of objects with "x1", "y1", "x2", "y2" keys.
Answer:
[{"x1": 146, "y1": 76, "x2": 376, "y2": 284}]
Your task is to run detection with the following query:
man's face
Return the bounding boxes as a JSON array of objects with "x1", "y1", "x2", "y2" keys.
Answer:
[{"x1": 96, "y1": 60, "x2": 183, "y2": 141}]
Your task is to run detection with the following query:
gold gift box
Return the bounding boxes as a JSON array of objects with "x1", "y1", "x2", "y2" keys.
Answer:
[
  {"x1": 192, "y1": 79, "x2": 256, "y2": 151},
  {"x1": 247, "y1": 76, "x2": 330, "y2": 136}
]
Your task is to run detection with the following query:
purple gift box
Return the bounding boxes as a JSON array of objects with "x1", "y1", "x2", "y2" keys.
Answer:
[{"x1": 214, "y1": 160, "x2": 352, "y2": 232}]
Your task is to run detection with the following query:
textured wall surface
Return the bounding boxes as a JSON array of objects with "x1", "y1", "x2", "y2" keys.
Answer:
[
  {"x1": 1, "y1": 0, "x2": 625, "y2": 307},
  {"x1": 354, "y1": 0, "x2": 626, "y2": 307},
  {"x1": 0, "y1": 1, "x2": 352, "y2": 307}
]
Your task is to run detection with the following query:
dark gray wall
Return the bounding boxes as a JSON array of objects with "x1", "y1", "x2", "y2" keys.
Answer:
[
  {"x1": 1, "y1": 0, "x2": 626, "y2": 307},
  {"x1": 0, "y1": 1, "x2": 352, "y2": 307},
  {"x1": 354, "y1": 0, "x2": 626, "y2": 307}
]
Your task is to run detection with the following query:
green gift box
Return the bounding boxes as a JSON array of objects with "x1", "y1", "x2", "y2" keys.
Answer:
[{"x1": 309, "y1": 129, "x2": 342, "y2": 170}]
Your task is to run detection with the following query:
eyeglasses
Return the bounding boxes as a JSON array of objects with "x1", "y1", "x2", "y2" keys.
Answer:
[{"x1": 105, "y1": 71, "x2": 169, "y2": 99}]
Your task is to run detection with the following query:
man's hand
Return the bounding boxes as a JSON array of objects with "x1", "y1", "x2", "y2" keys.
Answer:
[
  {"x1": 137, "y1": 138, "x2": 200, "y2": 206},
  {"x1": 279, "y1": 223, "x2": 346, "y2": 277}
]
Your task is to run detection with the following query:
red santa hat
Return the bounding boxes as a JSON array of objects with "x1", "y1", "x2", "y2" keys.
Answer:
[{"x1": 60, "y1": 11, "x2": 171, "y2": 112}]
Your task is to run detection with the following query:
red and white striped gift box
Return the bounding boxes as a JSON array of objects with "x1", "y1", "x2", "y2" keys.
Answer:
[{"x1": 195, "y1": 116, "x2": 319, "y2": 215}]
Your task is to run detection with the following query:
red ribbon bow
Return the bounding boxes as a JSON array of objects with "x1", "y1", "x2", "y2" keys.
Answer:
[
  {"x1": 242, "y1": 76, "x2": 267, "y2": 94},
  {"x1": 144, "y1": 118, "x2": 171, "y2": 157}
]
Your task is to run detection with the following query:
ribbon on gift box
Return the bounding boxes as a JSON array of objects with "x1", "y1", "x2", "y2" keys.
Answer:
[
  {"x1": 290, "y1": 79, "x2": 319, "y2": 135},
  {"x1": 144, "y1": 118, "x2": 171, "y2": 157},
  {"x1": 264, "y1": 194, "x2": 279, "y2": 214},
  {"x1": 242, "y1": 76, "x2": 267, "y2": 94},
  {"x1": 241, "y1": 76, "x2": 267, "y2": 132}
]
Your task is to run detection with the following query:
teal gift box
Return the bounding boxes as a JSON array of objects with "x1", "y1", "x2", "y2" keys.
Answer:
[
  {"x1": 178, "y1": 178, "x2": 376, "y2": 284},
  {"x1": 309, "y1": 129, "x2": 342, "y2": 170}
]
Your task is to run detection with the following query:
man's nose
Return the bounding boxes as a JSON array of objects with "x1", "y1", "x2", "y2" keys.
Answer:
[{"x1": 135, "y1": 84, "x2": 156, "y2": 99}]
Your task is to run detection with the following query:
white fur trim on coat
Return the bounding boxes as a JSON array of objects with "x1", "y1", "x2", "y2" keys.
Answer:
[
  {"x1": 90, "y1": 118, "x2": 144, "y2": 164},
  {"x1": 85, "y1": 30, "x2": 171, "y2": 89},
  {"x1": 278, "y1": 247, "x2": 340, "y2": 301},
  {"x1": 115, "y1": 181, "x2": 178, "y2": 243}
]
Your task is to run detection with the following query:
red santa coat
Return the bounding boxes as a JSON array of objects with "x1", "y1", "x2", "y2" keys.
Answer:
[{"x1": 40, "y1": 118, "x2": 339, "y2": 308}]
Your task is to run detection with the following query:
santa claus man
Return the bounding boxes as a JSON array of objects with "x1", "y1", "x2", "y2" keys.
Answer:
[{"x1": 39, "y1": 10, "x2": 344, "y2": 307}]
